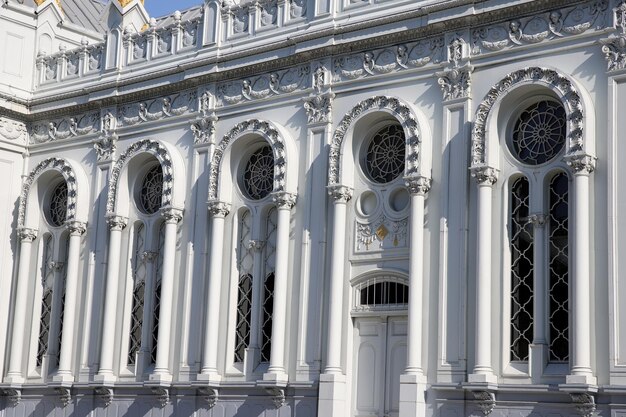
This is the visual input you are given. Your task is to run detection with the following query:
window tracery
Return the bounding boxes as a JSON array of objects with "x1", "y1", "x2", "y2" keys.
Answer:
[
  {"x1": 363, "y1": 124, "x2": 405, "y2": 184},
  {"x1": 150, "y1": 222, "x2": 166, "y2": 365},
  {"x1": 234, "y1": 211, "x2": 253, "y2": 363},
  {"x1": 261, "y1": 208, "x2": 277, "y2": 363},
  {"x1": 242, "y1": 145, "x2": 274, "y2": 200},
  {"x1": 47, "y1": 181, "x2": 68, "y2": 227},
  {"x1": 139, "y1": 165, "x2": 163, "y2": 215}
]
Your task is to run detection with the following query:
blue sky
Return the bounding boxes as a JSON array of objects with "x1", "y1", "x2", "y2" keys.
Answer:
[{"x1": 144, "y1": 0, "x2": 203, "y2": 17}]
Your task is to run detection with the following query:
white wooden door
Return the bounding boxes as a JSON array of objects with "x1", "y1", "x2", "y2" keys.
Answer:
[{"x1": 353, "y1": 316, "x2": 407, "y2": 417}]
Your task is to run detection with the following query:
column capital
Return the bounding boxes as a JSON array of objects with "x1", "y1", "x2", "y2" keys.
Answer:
[
  {"x1": 106, "y1": 215, "x2": 128, "y2": 231},
  {"x1": 18, "y1": 227, "x2": 38, "y2": 242},
  {"x1": 565, "y1": 152, "x2": 596, "y2": 175},
  {"x1": 436, "y1": 64, "x2": 473, "y2": 102},
  {"x1": 66, "y1": 221, "x2": 87, "y2": 236},
  {"x1": 404, "y1": 176, "x2": 431, "y2": 196},
  {"x1": 273, "y1": 191, "x2": 297, "y2": 210},
  {"x1": 303, "y1": 91, "x2": 335, "y2": 125},
  {"x1": 208, "y1": 200, "x2": 231, "y2": 218},
  {"x1": 192, "y1": 113, "x2": 218, "y2": 145},
  {"x1": 327, "y1": 185, "x2": 353, "y2": 203},
  {"x1": 470, "y1": 165, "x2": 498, "y2": 186},
  {"x1": 161, "y1": 206, "x2": 184, "y2": 224}
]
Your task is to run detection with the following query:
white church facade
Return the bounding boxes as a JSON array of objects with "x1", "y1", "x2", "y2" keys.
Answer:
[{"x1": 0, "y1": 0, "x2": 624, "y2": 416}]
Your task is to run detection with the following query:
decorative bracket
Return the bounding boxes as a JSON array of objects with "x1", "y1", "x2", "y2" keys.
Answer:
[
  {"x1": 570, "y1": 393, "x2": 596, "y2": 417},
  {"x1": 94, "y1": 387, "x2": 113, "y2": 408},
  {"x1": 472, "y1": 391, "x2": 495, "y2": 416},
  {"x1": 265, "y1": 387, "x2": 285, "y2": 408},
  {"x1": 151, "y1": 387, "x2": 169, "y2": 408},
  {"x1": 1, "y1": 388, "x2": 21, "y2": 407},
  {"x1": 55, "y1": 387, "x2": 71, "y2": 408},
  {"x1": 197, "y1": 387, "x2": 218, "y2": 408}
]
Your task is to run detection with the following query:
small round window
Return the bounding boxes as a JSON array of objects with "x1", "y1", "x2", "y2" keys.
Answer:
[
  {"x1": 364, "y1": 124, "x2": 405, "y2": 184},
  {"x1": 47, "y1": 181, "x2": 68, "y2": 227},
  {"x1": 138, "y1": 164, "x2": 163, "y2": 215},
  {"x1": 510, "y1": 100, "x2": 566, "y2": 165},
  {"x1": 242, "y1": 145, "x2": 274, "y2": 200}
]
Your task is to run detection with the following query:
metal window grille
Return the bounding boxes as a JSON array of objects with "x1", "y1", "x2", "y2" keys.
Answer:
[
  {"x1": 548, "y1": 173, "x2": 569, "y2": 362},
  {"x1": 510, "y1": 177, "x2": 534, "y2": 362},
  {"x1": 511, "y1": 100, "x2": 566, "y2": 165},
  {"x1": 150, "y1": 222, "x2": 165, "y2": 365},
  {"x1": 353, "y1": 276, "x2": 409, "y2": 311},
  {"x1": 243, "y1": 145, "x2": 274, "y2": 200},
  {"x1": 139, "y1": 165, "x2": 163, "y2": 215},
  {"x1": 260, "y1": 208, "x2": 277, "y2": 363},
  {"x1": 128, "y1": 224, "x2": 146, "y2": 365},
  {"x1": 364, "y1": 124, "x2": 405, "y2": 184},
  {"x1": 48, "y1": 181, "x2": 68, "y2": 227},
  {"x1": 234, "y1": 211, "x2": 254, "y2": 363},
  {"x1": 36, "y1": 235, "x2": 54, "y2": 367},
  {"x1": 54, "y1": 237, "x2": 69, "y2": 369}
]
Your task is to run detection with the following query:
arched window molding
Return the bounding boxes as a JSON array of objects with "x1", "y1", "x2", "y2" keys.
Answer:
[
  {"x1": 328, "y1": 95, "x2": 430, "y2": 188},
  {"x1": 208, "y1": 118, "x2": 298, "y2": 202}
]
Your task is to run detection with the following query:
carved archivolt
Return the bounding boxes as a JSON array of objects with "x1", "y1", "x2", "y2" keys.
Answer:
[
  {"x1": 208, "y1": 119, "x2": 287, "y2": 201},
  {"x1": 471, "y1": 67, "x2": 584, "y2": 167},
  {"x1": 328, "y1": 95, "x2": 421, "y2": 186},
  {"x1": 19, "y1": 158, "x2": 78, "y2": 227},
  {"x1": 106, "y1": 139, "x2": 174, "y2": 215}
]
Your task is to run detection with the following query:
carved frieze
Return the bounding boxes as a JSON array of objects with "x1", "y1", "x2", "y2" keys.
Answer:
[
  {"x1": 118, "y1": 90, "x2": 197, "y2": 126},
  {"x1": 356, "y1": 214, "x2": 408, "y2": 252},
  {"x1": 329, "y1": 96, "x2": 421, "y2": 186},
  {"x1": 30, "y1": 112, "x2": 100, "y2": 144},
  {"x1": 333, "y1": 37, "x2": 444, "y2": 82},
  {"x1": 209, "y1": 119, "x2": 286, "y2": 200},
  {"x1": 471, "y1": 67, "x2": 584, "y2": 167},
  {"x1": 0, "y1": 117, "x2": 27, "y2": 143},
  {"x1": 471, "y1": 0, "x2": 609, "y2": 55},
  {"x1": 216, "y1": 66, "x2": 310, "y2": 106}
]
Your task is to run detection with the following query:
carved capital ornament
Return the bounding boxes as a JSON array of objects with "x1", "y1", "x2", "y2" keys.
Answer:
[
  {"x1": 405, "y1": 176, "x2": 432, "y2": 196},
  {"x1": 273, "y1": 191, "x2": 297, "y2": 210},
  {"x1": 328, "y1": 185, "x2": 353, "y2": 203},
  {"x1": 208, "y1": 200, "x2": 231, "y2": 217},
  {"x1": 470, "y1": 165, "x2": 498, "y2": 186}
]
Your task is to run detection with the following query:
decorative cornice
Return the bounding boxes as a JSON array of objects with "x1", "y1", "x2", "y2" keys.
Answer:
[
  {"x1": 209, "y1": 119, "x2": 286, "y2": 201},
  {"x1": 564, "y1": 151, "x2": 596, "y2": 174},
  {"x1": 329, "y1": 95, "x2": 421, "y2": 186},
  {"x1": 19, "y1": 158, "x2": 78, "y2": 228},
  {"x1": 208, "y1": 200, "x2": 231, "y2": 217},
  {"x1": 18, "y1": 227, "x2": 38, "y2": 242},
  {"x1": 471, "y1": 67, "x2": 584, "y2": 167},
  {"x1": 405, "y1": 176, "x2": 432, "y2": 196},
  {"x1": 470, "y1": 165, "x2": 498, "y2": 185},
  {"x1": 436, "y1": 64, "x2": 473, "y2": 102},
  {"x1": 106, "y1": 215, "x2": 128, "y2": 231},
  {"x1": 107, "y1": 139, "x2": 174, "y2": 215},
  {"x1": 273, "y1": 191, "x2": 297, "y2": 210},
  {"x1": 327, "y1": 185, "x2": 353, "y2": 203},
  {"x1": 303, "y1": 91, "x2": 334, "y2": 125}
]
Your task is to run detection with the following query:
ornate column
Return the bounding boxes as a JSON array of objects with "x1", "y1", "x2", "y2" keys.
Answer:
[
  {"x1": 318, "y1": 185, "x2": 352, "y2": 417},
  {"x1": 150, "y1": 207, "x2": 183, "y2": 382},
  {"x1": 565, "y1": 153, "x2": 597, "y2": 385},
  {"x1": 468, "y1": 166, "x2": 498, "y2": 384},
  {"x1": 55, "y1": 221, "x2": 87, "y2": 382},
  {"x1": 199, "y1": 201, "x2": 230, "y2": 382},
  {"x1": 404, "y1": 176, "x2": 431, "y2": 377},
  {"x1": 323, "y1": 185, "x2": 352, "y2": 375},
  {"x1": 5, "y1": 227, "x2": 38, "y2": 383},
  {"x1": 263, "y1": 191, "x2": 296, "y2": 383},
  {"x1": 95, "y1": 215, "x2": 128, "y2": 383}
]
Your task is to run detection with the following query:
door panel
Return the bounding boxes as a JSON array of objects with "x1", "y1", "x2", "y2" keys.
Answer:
[{"x1": 353, "y1": 316, "x2": 407, "y2": 417}]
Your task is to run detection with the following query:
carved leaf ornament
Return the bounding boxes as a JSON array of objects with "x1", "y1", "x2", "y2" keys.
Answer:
[
  {"x1": 471, "y1": 67, "x2": 584, "y2": 167},
  {"x1": 328, "y1": 96, "x2": 421, "y2": 186},
  {"x1": 19, "y1": 158, "x2": 78, "y2": 228}
]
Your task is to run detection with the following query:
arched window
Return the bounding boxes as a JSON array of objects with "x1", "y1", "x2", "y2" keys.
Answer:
[
  {"x1": 505, "y1": 98, "x2": 570, "y2": 370},
  {"x1": 150, "y1": 221, "x2": 166, "y2": 365},
  {"x1": 260, "y1": 208, "x2": 277, "y2": 363},
  {"x1": 234, "y1": 210, "x2": 253, "y2": 363},
  {"x1": 353, "y1": 276, "x2": 409, "y2": 312},
  {"x1": 36, "y1": 234, "x2": 55, "y2": 367},
  {"x1": 127, "y1": 223, "x2": 146, "y2": 365}
]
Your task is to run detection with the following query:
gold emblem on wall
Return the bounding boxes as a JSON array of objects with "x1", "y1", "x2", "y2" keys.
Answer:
[{"x1": 118, "y1": 0, "x2": 145, "y2": 7}]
